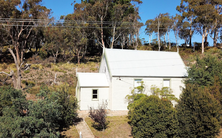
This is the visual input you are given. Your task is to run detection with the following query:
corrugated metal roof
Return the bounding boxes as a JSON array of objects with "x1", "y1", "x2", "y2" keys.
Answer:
[
  {"x1": 77, "y1": 73, "x2": 109, "y2": 87},
  {"x1": 105, "y1": 48, "x2": 187, "y2": 77}
]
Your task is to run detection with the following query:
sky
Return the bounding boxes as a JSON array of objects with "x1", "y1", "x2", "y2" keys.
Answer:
[{"x1": 42, "y1": 0, "x2": 212, "y2": 46}]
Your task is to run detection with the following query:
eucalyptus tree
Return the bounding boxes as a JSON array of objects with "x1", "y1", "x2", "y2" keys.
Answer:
[
  {"x1": 63, "y1": 13, "x2": 88, "y2": 64},
  {"x1": 146, "y1": 13, "x2": 173, "y2": 50},
  {"x1": 74, "y1": 0, "x2": 142, "y2": 49},
  {"x1": 0, "y1": 0, "x2": 51, "y2": 89},
  {"x1": 172, "y1": 14, "x2": 181, "y2": 52},
  {"x1": 43, "y1": 24, "x2": 64, "y2": 64},
  {"x1": 145, "y1": 19, "x2": 154, "y2": 45},
  {"x1": 177, "y1": 0, "x2": 222, "y2": 53}
]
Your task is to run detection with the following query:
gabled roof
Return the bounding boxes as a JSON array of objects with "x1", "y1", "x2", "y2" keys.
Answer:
[
  {"x1": 104, "y1": 48, "x2": 187, "y2": 77},
  {"x1": 77, "y1": 73, "x2": 109, "y2": 87}
]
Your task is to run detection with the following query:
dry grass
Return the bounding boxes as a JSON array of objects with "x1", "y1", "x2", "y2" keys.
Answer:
[
  {"x1": 0, "y1": 61, "x2": 99, "y2": 95},
  {"x1": 217, "y1": 128, "x2": 222, "y2": 138},
  {"x1": 85, "y1": 116, "x2": 132, "y2": 138},
  {"x1": 60, "y1": 125, "x2": 79, "y2": 138}
]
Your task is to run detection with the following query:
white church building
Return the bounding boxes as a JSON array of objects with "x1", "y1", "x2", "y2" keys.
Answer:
[{"x1": 76, "y1": 48, "x2": 187, "y2": 110}]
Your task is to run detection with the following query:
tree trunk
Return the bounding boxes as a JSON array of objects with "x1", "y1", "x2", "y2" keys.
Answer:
[
  {"x1": 189, "y1": 26, "x2": 192, "y2": 48},
  {"x1": 121, "y1": 35, "x2": 125, "y2": 49},
  {"x1": 204, "y1": 35, "x2": 208, "y2": 47},
  {"x1": 158, "y1": 18, "x2": 160, "y2": 51},
  {"x1": 100, "y1": 17, "x2": 105, "y2": 48},
  {"x1": 15, "y1": 43, "x2": 21, "y2": 65},
  {"x1": 149, "y1": 34, "x2": 152, "y2": 46},
  {"x1": 77, "y1": 49, "x2": 80, "y2": 64},
  {"x1": 167, "y1": 31, "x2": 171, "y2": 50},
  {"x1": 213, "y1": 29, "x2": 218, "y2": 47},
  {"x1": 110, "y1": 25, "x2": 116, "y2": 49},
  {"x1": 164, "y1": 34, "x2": 167, "y2": 48},
  {"x1": 201, "y1": 34, "x2": 205, "y2": 54},
  {"x1": 8, "y1": 48, "x2": 21, "y2": 89}
]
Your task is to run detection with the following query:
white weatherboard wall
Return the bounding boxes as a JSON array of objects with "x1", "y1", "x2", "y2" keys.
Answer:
[
  {"x1": 99, "y1": 55, "x2": 111, "y2": 82},
  {"x1": 79, "y1": 88, "x2": 109, "y2": 110},
  {"x1": 110, "y1": 77, "x2": 185, "y2": 110}
]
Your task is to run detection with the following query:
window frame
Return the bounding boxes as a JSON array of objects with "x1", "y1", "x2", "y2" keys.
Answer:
[
  {"x1": 134, "y1": 79, "x2": 142, "y2": 94},
  {"x1": 163, "y1": 79, "x2": 171, "y2": 88},
  {"x1": 92, "y1": 89, "x2": 99, "y2": 101}
]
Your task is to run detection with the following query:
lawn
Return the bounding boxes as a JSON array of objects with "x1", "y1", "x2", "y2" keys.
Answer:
[{"x1": 85, "y1": 116, "x2": 132, "y2": 138}]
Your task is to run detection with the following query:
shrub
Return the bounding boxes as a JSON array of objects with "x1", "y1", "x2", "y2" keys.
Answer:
[
  {"x1": 52, "y1": 66, "x2": 67, "y2": 73},
  {"x1": 150, "y1": 85, "x2": 178, "y2": 102},
  {"x1": 176, "y1": 84, "x2": 221, "y2": 138},
  {"x1": 22, "y1": 80, "x2": 35, "y2": 87},
  {"x1": 31, "y1": 64, "x2": 43, "y2": 70},
  {"x1": 0, "y1": 85, "x2": 79, "y2": 137},
  {"x1": 89, "y1": 101, "x2": 109, "y2": 131},
  {"x1": 39, "y1": 48, "x2": 48, "y2": 59},
  {"x1": 0, "y1": 63, "x2": 7, "y2": 70},
  {"x1": 29, "y1": 86, "x2": 41, "y2": 94},
  {"x1": 49, "y1": 86, "x2": 79, "y2": 128},
  {"x1": 186, "y1": 54, "x2": 222, "y2": 87},
  {"x1": 129, "y1": 95, "x2": 178, "y2": 138},
  {"x1": 24, "y1": 70, "x2": 30, "y2": 74}
]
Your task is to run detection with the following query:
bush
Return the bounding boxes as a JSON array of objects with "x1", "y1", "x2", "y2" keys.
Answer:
[
  {"x1": 22, "y1": 80, "x2": 35, "y2": 87},
  {"x1": 186, "y1": 53, "x2": 222, "y2": 87},
  {"x1": 129, "y1": 95, "x2": 178, "y2": 138},
  {"x1": 176, "y1": 84, "x2": 221, "y2": 138},
  {"x1": 29, "y1": 86, "x2": 41, "y2": 94},
  {"x1": 0, "y1": 85, "x2": 79, "y2": 137},
  {"x1": 89, "y1": 101, "x2": 109, "y2": 131},
  {"x1": 31, "y1": 64, "x2": 43, "y2": 70},
  {"x1": 0, "y1": 63, "x2": 7, "y2": 70},
  {"x1": 24, "y1": 70, "x2": 30, "y2": 74},
  {"x1": 49, "y1": 86, "x2": 78, "y2": 128},
  {"x1": 52, "y1": 66, "x2": 67, "y2": 73},
  {"x1": 150, "y1": 85, "x2": 178, "y2": 102}
]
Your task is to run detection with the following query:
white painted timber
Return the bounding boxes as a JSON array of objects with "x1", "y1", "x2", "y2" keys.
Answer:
[
  {"x1": 79, "y1": 88, "x2": 109, "y2": 110},
  {"x1": 110, "y1": 77, "x2": 185, "y2": 110}
]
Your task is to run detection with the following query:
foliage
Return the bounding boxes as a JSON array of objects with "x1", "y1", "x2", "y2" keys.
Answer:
[
  {"x1": 125, "y1": 81, "x2": 145, "y2": 109},
  {"x1": 49, "y1": 86, "x2": 78, "y2": 128},
  {"x1": 129, "y1": 95, "x2": 179, "y2": 138},
  {"x1": 24, "y1": 70, "x2": 30, "y2": 74},
  {"x1": 0, "y1": 85, "x2": 78, "y2": 137},
  {"x1": 176, "y1": 84, "x2": 222, "y2": 138},
  {"x1": 150, "y1": 85, "x2": 178, "y2": 102},
  {"x1": 22, "y1": 80, "x2": 35, "y2": 87},
  {"x1": 186, "y1": 53, "x2": 222, "y2": 87},
  {"x1": 89, "y1": 101, "x2": 109, "y2": 131},
  {"x1": 51, "y1": 66, "x2": 67, "y2": 73},
  {"x1": 0, "y1": 86, "x2": 60, "y2": 137},
  {"x1": 177, "y1": 0, "x2": 222, "y2": 52},
  {"x1": 0, "y1": 86, "x2": 27, "y2": 116},
  {"x1": 31, "y1": 64, "x2": 43, "y2": 70}
]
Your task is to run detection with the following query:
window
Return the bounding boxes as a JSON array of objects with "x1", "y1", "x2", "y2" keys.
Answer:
[
  {"x1": 163, "y1": 79, "x2": 170, "y2": 87},
  {"x1": 92, "y1": 89, "x2": 98, "y2": 100},
  {"x1": 134, "y1": 79, "x2": 142, "y2": 94}
]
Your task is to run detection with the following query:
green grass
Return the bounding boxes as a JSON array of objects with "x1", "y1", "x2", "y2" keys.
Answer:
[{"x1": 85, "y1": 116, "x2": 132, "y2": 138}]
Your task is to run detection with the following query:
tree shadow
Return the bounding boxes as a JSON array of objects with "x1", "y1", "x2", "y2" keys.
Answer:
[
  {"x1": 73, "y1": 117, "x2": 83, "y2": 125},
  {"x1": 91, "y1": 122, "x2": 110, "y2": 131}
]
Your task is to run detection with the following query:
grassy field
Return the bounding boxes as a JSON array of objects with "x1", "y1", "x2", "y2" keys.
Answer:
[{"x1": 85, "y1": 116, "x2": 132, "y2": 138}]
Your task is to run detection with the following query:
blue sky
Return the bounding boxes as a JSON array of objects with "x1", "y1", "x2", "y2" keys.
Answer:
[{"x1": 42, "y1": 0, "x2": 211, "y2": 45}]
